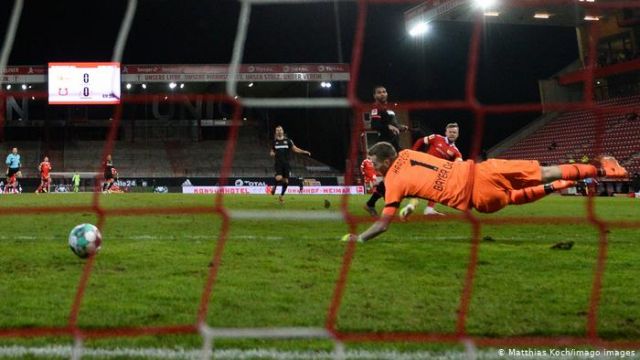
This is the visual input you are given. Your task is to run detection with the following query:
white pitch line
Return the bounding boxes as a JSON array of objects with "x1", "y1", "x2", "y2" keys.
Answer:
[
  {"x1": 1, "y1": 234, "x2": 570, "y2": 242},
  {"x1": 200, "y1": 326, "x2": 331, "y2": 339},
  {"x1": 0, "y1": 345, "x2": 503, "y2": 359},
  {"x1": 229, "y1": 210, "x2": 343, "y2": 220}
]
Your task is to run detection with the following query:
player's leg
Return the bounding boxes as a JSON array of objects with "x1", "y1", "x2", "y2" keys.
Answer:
[
  {"x1": 272, "y1": 161, "x2": 283, "y2": 196},
  {"x1": 541, "y1": 157, "x2": 627, "y2": 182},
  {"x1": 279, "y1": 165, "x2": 290, "y2": 203},
  {"x1": 35, "y1": 178, "x2": 43, "y2": 193},
  {"x1": 511, "y1": 157, "x2": 627, "y2": 205},
  {"x1": 399, "y1": 198, "x2": 419, "y2": 220},
  {"x1": 8, "y1": 176, "x2": 17, "y2": 193},
  {"x1": 102, "y1": 172, "x2": 109, "y2": 191},
  {"x1": 279, "y1": 178, "x2": 288, "y2": 203},
  {"x1": 364, "y1": 181, "x2": 385, "y2": 217},
  {"x1": 6, "y1": 168, "x2": 14, "y2": 184},
  {"x1": 272, "y1": 174, "x2": 282, "y2": 195},
  {"x1": 424, "y1": 200, "x2": 444, "y2": 216},
  {"x1": 473, "y1": 157, "x2": 628, "y2": 213},
  {"x1": 508, "y1": 179, "x2": 575, "y2": 205}
]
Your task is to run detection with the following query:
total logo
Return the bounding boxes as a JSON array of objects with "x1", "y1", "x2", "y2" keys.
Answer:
[{"x1": 234, "y1": 179, "x2": 267, "y2": 187}]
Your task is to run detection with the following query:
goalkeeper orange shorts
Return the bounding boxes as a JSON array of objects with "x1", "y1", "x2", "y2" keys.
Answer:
[{"x1": 471, "y1": 159, "x2": 542, "y2": 213}]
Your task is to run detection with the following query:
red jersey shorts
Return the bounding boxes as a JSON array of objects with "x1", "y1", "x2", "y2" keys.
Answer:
[{"x1": 471, "y1": 159, "x2": 542, "y2": 213}]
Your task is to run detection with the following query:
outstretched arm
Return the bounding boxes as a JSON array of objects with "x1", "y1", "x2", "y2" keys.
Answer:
[
  {"x1": 292, "y1": 145, "x2": 311, "y2": 157},
  {"x1": 342, "y1": 215, "x2": 392, "y2": 243}
]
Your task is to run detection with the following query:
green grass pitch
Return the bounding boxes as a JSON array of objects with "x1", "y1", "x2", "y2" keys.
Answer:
[{"x1": 0, "y1": 193, "x2": 639, "y2": 356}]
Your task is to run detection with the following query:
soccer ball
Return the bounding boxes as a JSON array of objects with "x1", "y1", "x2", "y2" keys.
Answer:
[{"x1": 68, "y1": 224, "x2": 102, "y2": 258}]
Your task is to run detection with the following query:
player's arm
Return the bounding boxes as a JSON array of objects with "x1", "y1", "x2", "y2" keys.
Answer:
[
  {"x1": 387, "y1": 109, "x2": 408, "y2": 132},
  {"x1": 411, "y1": 137, "x2": 426, "y2": 151},
  {"x1": 382, "y1": 112, "x2": 402, "y2": 135},
  {"x1": 423, "y1": 134, "x2": 436, "y2": 145},
  {"x1": 357, "y1": 215, "x2": 393, "y2": 242},
  {"x1": 292, "y1": 144, "x2": 311, "y2": 157},
  {"x1": 342, "y1": 186, "x2": 402, "y2": 243},
  {"x1": 390, "y1": 121, "x2": 408, "y2": 132},
  {"x1": 454, "y1": 148, "x2": 463, "y2": 162}
]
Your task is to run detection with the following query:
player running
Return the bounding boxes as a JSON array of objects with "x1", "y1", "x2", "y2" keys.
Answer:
[
  {"x1": 35, "y1": 156, "x2": 52, "y2": 193},
  {"x1": 342, "y1": 142, "x2": 628, "y2": 243},
  {"x1": 269, "y1": 125, "x2": 311, "y2": 203},
  {"x1": 102, "y1": 154, "x2": 115, "y2": 193}
]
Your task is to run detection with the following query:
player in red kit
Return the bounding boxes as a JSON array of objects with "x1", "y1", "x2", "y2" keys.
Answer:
[
  {"x1": 36, "y1": 156, "x2": 52, "y2": 193},
  {"x1": 360, "y1": 158, "x2": 378, "y2": 193},
  {"x1": 400, "y1": 123, "x2": 463, "y2": 218},
  {"x1": 4, "y1": 173, "x2": 18, "y2": 193}
]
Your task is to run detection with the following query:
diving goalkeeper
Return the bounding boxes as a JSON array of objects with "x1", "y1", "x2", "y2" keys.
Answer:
[{"x1": 342, "y1": 142, "x2": 628, "y2": 243}]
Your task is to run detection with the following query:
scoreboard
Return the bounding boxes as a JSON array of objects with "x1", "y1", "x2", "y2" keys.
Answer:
[{"x1": 48, "y1": 62, "x2": 121, "y2": 105}]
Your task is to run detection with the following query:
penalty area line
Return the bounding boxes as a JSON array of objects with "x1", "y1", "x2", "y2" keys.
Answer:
[{"x1": 0, "y1": 345, "x2": 494, "y2": 359}]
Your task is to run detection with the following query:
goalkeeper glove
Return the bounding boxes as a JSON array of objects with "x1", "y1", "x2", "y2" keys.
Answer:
[{"x1": 341, "y1": 234, "x2": 363, "y2": 243}]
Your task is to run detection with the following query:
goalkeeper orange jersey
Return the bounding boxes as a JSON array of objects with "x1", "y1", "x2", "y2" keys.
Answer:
[{"x1": 382, "y1": 150, "x2": 473, "y2": 216}]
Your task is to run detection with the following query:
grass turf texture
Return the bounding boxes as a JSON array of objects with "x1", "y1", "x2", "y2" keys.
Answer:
[{"x1": 0, "y1": 194, "x2": 638, "y2": 354}]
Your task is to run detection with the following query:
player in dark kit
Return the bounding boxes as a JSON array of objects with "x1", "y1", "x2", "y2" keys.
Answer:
[
  {"x1": 270, "y1": 125, "x2": 311, "y2": 203},
  {"x1": 102, "y1": 154, "x2": 115, "y2": 193},
  {"x1": 370, "y1": 85, "x2": 408, "y2": 151},
  {"x1": 362, "y1": 85, "x2": 408, "y2": 216}
]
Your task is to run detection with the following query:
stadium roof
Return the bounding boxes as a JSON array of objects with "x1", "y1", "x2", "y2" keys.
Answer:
[{"x1": 404, "y1": 0, "x2": 627, "y2": 29}]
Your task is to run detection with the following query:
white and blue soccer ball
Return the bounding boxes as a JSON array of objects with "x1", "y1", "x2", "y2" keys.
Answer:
[{"x1": 68, "y1": 224, "x2": 102, "y2": 258}]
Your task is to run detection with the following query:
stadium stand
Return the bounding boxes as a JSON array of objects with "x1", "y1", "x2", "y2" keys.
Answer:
[
  {"x1": 493, "y1": 94, "x2": 640, "y2": 174},
  {"x1": 24, "y1": 123, "x2": 340, "y2": 178}
]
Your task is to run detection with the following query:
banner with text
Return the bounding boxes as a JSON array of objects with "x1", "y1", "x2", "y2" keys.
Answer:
[
  {"x1": 0, "y1": 64, "x2": 350, "y2": 84},
  {"x1": 183, "y1": 185, "x2": 364, "y2": 195}
]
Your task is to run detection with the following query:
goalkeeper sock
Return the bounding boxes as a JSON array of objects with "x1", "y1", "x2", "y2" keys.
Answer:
[
  {"x1": 559, "y1": 164, "x2": 598, "y2": 180},
  {"x1": 102, "y1": 182, "x2": 108, "y2": 191},
  {"x1": 281, "y1": 183, "x2": 288, "y2": 196},
  {"x1": 509, "y1": 184, "x2": 554, "y2": 205},
  {"x1": 107, "y1": 182, "x2": 114, "y2": 190},
  {"x1": 271, "y1": 180, "x2": 279, "y2": 195}
]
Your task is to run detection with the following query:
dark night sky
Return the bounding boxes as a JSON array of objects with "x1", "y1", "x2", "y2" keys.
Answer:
[{"x1": 0, "y1": 0, "x2": 579, "y2": 167}]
